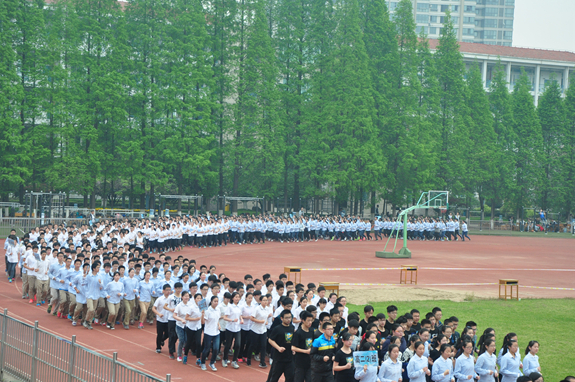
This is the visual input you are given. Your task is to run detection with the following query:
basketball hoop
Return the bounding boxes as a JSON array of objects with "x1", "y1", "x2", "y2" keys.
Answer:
[{"x1": 440, "y1": 208, "x2": 447, "y2": 214}]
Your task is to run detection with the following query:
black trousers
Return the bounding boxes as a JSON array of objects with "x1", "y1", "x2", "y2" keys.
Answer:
[
  {"x1": 223, "y1": 330, "x2": 241, "y2": 362},
  {"x1": 294, "y1": 366, "x2": 312, "y2": 382},
  {"x1": 184, "y1": 327, "x2": 202, "y2": 358},
  {"x1": 269, "y1": 360, "x2": 295, "y2": 382},
  {"x1": 247, "y1": 331, "x2": 267, "y2": 364},
  {"x1": 168, "y1": 320, "x2": 177, "y2": 355},
  {"x1": 311, "y1": 371, "x2": 333, "y2": 382},
  {"x1": 156, "y1": 321, "x2": 169, "y2": 350}
]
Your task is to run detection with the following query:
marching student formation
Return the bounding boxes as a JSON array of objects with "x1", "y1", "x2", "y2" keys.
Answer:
[{"x1": 2, "y1": 216, "x2": 552, "y2": 382}]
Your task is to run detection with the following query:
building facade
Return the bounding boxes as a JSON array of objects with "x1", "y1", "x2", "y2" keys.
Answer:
[
  {"x1": 388, "y1": 0, "x2": 515, "y2": 46},
  {"x1": 428, "y1": 39, "x2": 575, "y2": 105}
]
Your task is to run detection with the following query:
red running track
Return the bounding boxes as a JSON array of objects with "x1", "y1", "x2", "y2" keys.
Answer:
[{"x1": 0, "y1": 235, "x2": 573, "y2": 381}]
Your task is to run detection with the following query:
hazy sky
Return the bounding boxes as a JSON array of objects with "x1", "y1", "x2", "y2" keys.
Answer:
[{"x1": 513, "y1": 0, "x2": 575, "y2": 52}]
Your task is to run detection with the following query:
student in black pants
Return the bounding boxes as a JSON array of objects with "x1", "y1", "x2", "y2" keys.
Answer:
[{"x1": 267, "y1": 309, "x2": 295, "y2": 382}]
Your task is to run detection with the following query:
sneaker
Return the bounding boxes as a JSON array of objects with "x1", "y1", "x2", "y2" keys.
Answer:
[
  {"x1": 156, "y1": 349, "x2": 161, "y2": 354},
  {"x1": 47, "y1": 306, "x2": 52, "y2": 314},
  {"x1": 8, "y1": 278, "x2": 12, "y2": 283},
  {"x1": 110, "y1": 326, "x2": 115, "y2": 330},
  {"x1": 139, "y1": 323, "x2": 144, "y2": 329},
  {"x1": 87, "y1": 324, "x2": 93, "y2": 330},
  {"x1": 196, "y1": 359, "x2": 201, "y2": 366},
  {"x1": 82, "y1": 321, "x2": 89, "y2": 329},
  {"x1": 239, "y1": 357, "x2": 245, "y2": 363},
  {"x1": 246, "y1": 358, "x2": 251, "y2": 366},
  {"x1": 29, "y1": 299, "x2": 34, "y2": 304},
  {"x1": 222, "y1": 359, "x2": 227, "y2": 368},
  {"x1": 68, "y1": 315, "x2": 72, "y2": 320},
  {"x1": 101, "y1": 321, "x2": 107, "y2": 326},
  {"x1": 209, "y1": 364, "x2": 217, "y2": 372},
  {"x1": 177, "y1": 357, "x2": 182, "y2": 362},
  {"x1": 94, "y1": 318, "x2": 99, "y2": 324},
  {"x1": 254, "y1": 355, "x2": 260, "y2": 362},
  {"x1": 36, "y1": 303, "x2": 41, "y2": 306},
  {"x1": 124, "y1": 324, "x2": 129, "y2": 330},
  {"x1": 231, "y1": 361, "x2": 239, "y2": 369},
  {"x1": 259, "y1": 363, "x2": 267, "y2": 368},
  {"x1": 57, "y1": 312, "x2": 62, "y2": 318},
  {"x1": 106, "y1": 324, "x2": 111, "y2": 329},
  {"x1": 169, "y1": 354, "x2": 175, "y2": 360},
  {"x1": 72, "y1": 321, "x2": 77, "y2": 326},
  {"x1": 182, "y1": 356, "x2": 187, "y2": 365},
  {"x1": 201, "y1": 364, "x2": 207, "y2": 371}
]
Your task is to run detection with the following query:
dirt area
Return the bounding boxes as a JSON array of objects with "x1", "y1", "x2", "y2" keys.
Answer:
[{"x1": 340, "y1": 286, "x2": 494, "y2": 305}]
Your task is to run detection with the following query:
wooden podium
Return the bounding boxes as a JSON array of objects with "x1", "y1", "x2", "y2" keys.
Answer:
[
  {"x1": 400, "y1": 265, "x2": 418, "y2": 285},
  {"x1": 499, "y1": 279, "x2": 519, "y2": 300},
  {"x1": 284, "y1": 266, "x2": 302, "y2": 285}
]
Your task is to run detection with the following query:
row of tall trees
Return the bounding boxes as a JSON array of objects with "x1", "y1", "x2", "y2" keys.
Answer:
[{"x1": 1, "y1": 0, "x2": 574, "y2": 218}]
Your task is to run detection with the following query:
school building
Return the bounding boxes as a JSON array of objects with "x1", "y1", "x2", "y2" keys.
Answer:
[{"x1": 428, "y1": 39, "x2": 575, "y2": 106}]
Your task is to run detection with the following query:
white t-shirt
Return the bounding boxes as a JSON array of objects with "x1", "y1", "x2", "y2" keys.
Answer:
[
  {"x1": 154, "y1": 295, "x2": 170, "y2": 323},
  {"x1": 203, "y1": 306, "x2": 220, "y2": 336},
  {"x1": 240, "y1": 304, "x2": 255, "y2": 331},
  {"x1": 26, "y1": 253, "x2": 38, "y2": 277},
  {"x1": 174, "y1": 301, "x2": 192, "y2": 329},
  {"x1": 251, "y1": 305, "x2": 271, "y2": 334},
  {"x1": 224, "y1": 303, "x2": 242, "y2": 332},
  {"x1": 35, "y1": 259, "x2": 50, "y2": 281},
  {"x1": 186, "y1": 303, "x2": 202, "y2": 331}
]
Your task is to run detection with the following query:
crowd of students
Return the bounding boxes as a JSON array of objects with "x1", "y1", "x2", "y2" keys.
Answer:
[{"x1": 5, "y1": 218, "x2": 558, "y2": 382}]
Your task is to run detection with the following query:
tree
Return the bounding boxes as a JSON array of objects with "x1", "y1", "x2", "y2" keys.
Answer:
[
  {"x1": 433, "y1": 11, "x2": 470, "y2": 199},
  {"x1": 564, "y1": 73, "x2": 575, "y2": 219},
  {"x1": 488, "y1": 62, "x2": 516, "y2": 221},
  {"x1": 0, "y1": 0, "x2": 28, "y2": 201},
  {"x1": 537, "y1": 78, "x2": 566, "y2": 213},
  {"x1": 510, "y1": 71, "x2": 543, "y2": 217},
  {"x1": 465, "y1": 64, "x2": 498, "y2": 219}
]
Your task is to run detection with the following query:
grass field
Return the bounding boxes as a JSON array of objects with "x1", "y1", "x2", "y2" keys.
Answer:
[{"x1": 347, "y1": 299, "x2": 574, "y2": 380}]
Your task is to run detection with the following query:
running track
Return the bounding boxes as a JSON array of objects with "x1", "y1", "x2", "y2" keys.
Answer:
[{"x1": 1, "y1": 235, "x2": 573, "y2": 381}]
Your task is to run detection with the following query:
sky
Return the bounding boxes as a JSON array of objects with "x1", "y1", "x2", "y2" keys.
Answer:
[{"x1": 513, "y1": 0, "x2": 575, "y2": 52}]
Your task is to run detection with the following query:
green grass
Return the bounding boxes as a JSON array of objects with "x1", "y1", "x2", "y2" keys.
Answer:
[{"x1": 347, "y1": 299, "x2": 574, "y2": 380}]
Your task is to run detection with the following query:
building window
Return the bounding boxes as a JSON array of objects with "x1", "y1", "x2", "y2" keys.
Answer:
[
  {"x1": 476, "y1": 0, "x2": 485, "y2": 4},
  {"x1": 505, "y1": 8, "x2": 514, "y2": 17},
  {"x1": 484, "y1": 7, "x2": 498, "y2": 16},
  {"x1": 441, "y1": 5, "x2": 449, "y2": 12},
  {"x1": 462, "y1": 28, "x2": 474, "y2": 36},
  {"x1": 484, "y1": 30, "x2": 497, "y2": 39},
  {"x1": 429, "y1": 16, "x2": 438, "y2": 23},
  {"x1": 452, "y1": 5, "x2": 459, "y2": 11},
  {"x1": 429, "y1": 4, "x2": 438, "y2": 11},
  {"x1": 440, "y1": 16, "x2": 459, "y2": 24},
  {"x1": 486, "y1": 0, "x2": 499, "y2": 4},
  {"x1": 484, "y1": 18, "x2": 497, "y2": 28},
  {"x1": 503, "y1": 31, "x2": 512, "y2": 40},
  {"x1": 474, "y1": 30, "x2": 483, "y2": 38},
  {"x1": 388, "y1": 2, "x2": 398, "y2": 11},
  {"x1": 429, "y1": 27, "x2": 438, "y2": 34},
  {"x1": 464, "y1": 5, "x2": 475, "y2": 12},
  {"x1": 463, "y1": 17, "x2": 475, "y2": 24},
  {"x1": 416, "y1": 14, "x2": 429, "y2": 23},
  {"x1": 417, "y1": 3, "x2": 429, "y2": 12},
  {"x1": 505, "y1": 0, "x2": 515, "y2": 5},
  {"x1": 416, "y1": 26, "x2": 428, "y2": 34},
  {"x1": 503, "y1": 19, "x2": 513, "y2": 28},
  {"x1": 502, "y1": 42, "x2": 512, "y2": 47}
]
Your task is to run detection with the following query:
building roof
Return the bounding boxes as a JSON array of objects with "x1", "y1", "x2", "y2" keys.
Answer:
[{"x1": 427, "y1": 39, "x2": 575, "y2": 63}]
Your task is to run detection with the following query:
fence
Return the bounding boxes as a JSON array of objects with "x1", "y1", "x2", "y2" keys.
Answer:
[
  {"x1": 0, "y1": 218, "x2": 88, "y2": 239},
  {"x1": 468, "y1": 219, "x2": 573, "y2": 233},
  {"x1": 0, "y1": 309, "x2": 170, "y2": 382}
]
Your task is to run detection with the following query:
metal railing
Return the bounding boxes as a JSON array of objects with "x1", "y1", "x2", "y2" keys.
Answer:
[
  {"x1": 0, "y1": 309, "x2": 171, "y2": 382},
  {"x1": 0, "y1": 218, "x2": 89, "y2": 238}
]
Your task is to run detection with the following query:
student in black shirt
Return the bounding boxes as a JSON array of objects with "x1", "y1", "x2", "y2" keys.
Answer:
[
  {"x1": 307, "y1": 305, "x2": 320, "y2": 330},
  {"x1": 359, "y1": 305, "x2": 374, "y2": 335},
  {"x1": 384, "y1": 305, "x2": 397, "y2": 333},
  {"x1": 268, "y1": 309, "x2": 295, "y2": 382},
  {"x1": 293, "y1": 311, "x2": 315, "y2": 382},
  {"x1": 333, "y1": 332, "x2": 355, "y2": 382},
  {"x1": 410, "y1": 309, "x2": 421, "y2": 332},
  {"x1": 314, "y1": 312, "x2": 331, "y2": 339}
]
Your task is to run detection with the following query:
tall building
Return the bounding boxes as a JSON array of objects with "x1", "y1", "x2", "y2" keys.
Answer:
[{"x1": 388, "y1": 0, "x2": 515, "y2": 47}]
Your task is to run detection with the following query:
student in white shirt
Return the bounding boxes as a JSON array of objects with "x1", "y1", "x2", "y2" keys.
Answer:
[
  {"x1": 152, "y1": 284, "x2": 172, "y2": 353},
  {"x1": 248, "y1": 294, "x2": 273, "y2": 367},
  {"x1": 239, "y1": 292, "x2": 255, "y2": 361},
  {"x1": 182, "y1": 293, "x2": 203, "y2": 365},
  {"x1": 200, "y1": 296, "x2": 221, "y2": 371},
  {"x1": 34, "y1": 251, "x2": 50, "y2": 305}
]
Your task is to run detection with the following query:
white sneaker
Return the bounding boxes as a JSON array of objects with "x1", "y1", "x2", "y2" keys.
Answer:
[
  {"x1": 209, "y1": 364, "x2": 217, "y2": 372},
  {"x1": 201, "y1": 364, "x2": 207, "y2": 371},
  {"x1": 177, "y1": 357, "x2": 182, "y2": 362},
  {"x1": 231, "y1": 361, "x2": 239, "y2": 369},
  {"x1": 222, "y1": 360, "x2": 227, "y2": 368}
]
